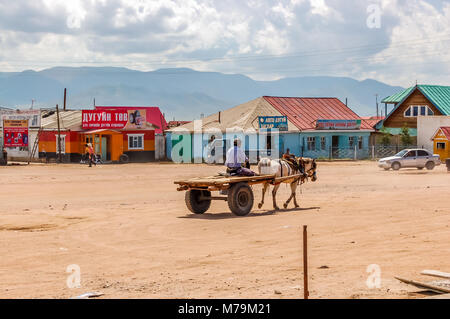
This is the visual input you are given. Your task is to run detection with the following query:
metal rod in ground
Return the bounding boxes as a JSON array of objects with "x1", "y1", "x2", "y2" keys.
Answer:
[{"x1": 303, "y1": 225, "x2": 309, "y2": 299}]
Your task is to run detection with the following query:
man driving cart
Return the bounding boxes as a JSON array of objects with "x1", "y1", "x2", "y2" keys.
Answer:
[{"x1": 225, "y1": 138, "x2": 255, "y2": 176}]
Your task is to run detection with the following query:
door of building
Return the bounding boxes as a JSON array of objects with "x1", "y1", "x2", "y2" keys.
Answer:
[
  {"x1": 332, "y1": 136, "x2": 339, "y2": 158},
  {"x1": 101, "y1": 136, "x2": 107, "y2": 161}
]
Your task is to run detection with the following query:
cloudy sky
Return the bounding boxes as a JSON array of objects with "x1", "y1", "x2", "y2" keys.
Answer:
[{"x1": 0, "y1": 0, "x2": 449, "y2": 86}]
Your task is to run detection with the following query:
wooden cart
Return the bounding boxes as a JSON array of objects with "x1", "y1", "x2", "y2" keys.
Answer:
[{"x1": 174, "y1": 174, "x2": 302, "y2": 216}]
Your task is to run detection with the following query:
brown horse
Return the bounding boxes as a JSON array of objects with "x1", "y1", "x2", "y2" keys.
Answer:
[{"x1": 257, "y1": 157, "x2": 317, "y2": 210}]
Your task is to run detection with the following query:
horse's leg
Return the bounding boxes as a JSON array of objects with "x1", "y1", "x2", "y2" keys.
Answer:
[
  {"x1": 283, "y1": 182, "x2": 296, "y2": 209},
  {"x1": 292, "y1": 183, "x2": 300, "y2": 208},
  {"x1": 258, "y1": 183, "x2": 269, "y2": 209},
  {"x1": 272, "y1": 184, "x2": 280, "y2": 210}
]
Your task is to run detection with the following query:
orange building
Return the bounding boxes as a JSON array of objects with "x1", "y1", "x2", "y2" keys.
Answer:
[
  {"x1": 39, "y1": 109, "x2": 158, "y2": 163},
  {"x1": 431, "y1": 127, "x2": 450, "y2": 161}
]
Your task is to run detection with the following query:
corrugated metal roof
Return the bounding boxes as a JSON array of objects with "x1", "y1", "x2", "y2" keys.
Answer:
[
  {"x1": 167, "y1": 97, "x2": 300, "y2": 133},
  {"x1": 362, "y1": 118, "x2": 384, "y2": 129},
  {"x1": 420, "y1": 85, "x2": 450, "y2": 115},
  {"x1": 382, "y1": 87, "x2": 414, "y2": 104},
  {"x1": 381, "y1": 85, "x2": 450, "y2": 115},
  {"x1": 440, "y1": 127, "x2": 450, "y2": 140},
  {"x1": 263, "y1": 96, "x2": 373, "y2": 130},
  {"x1": 41, "y1": 110, "x2": 82, "y2": 130}
]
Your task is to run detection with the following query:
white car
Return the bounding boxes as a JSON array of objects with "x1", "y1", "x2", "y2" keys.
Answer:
[{"x1": 378, "y1": 149, "x2": 441, "y2": 171}]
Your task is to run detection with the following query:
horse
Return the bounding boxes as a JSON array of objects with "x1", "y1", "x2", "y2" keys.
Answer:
[{"x1": 257, "y1": 157, "x2": 317, "y2": 210}]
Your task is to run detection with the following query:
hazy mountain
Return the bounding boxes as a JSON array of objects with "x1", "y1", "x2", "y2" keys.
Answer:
[{"x1": 0, "y1": 67, "x2": 404, "y2": 120}]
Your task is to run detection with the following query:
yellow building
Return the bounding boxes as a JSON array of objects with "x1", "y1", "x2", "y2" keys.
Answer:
[{"x1": 432, "y1": 127, "x2": 450, "y2": 161}]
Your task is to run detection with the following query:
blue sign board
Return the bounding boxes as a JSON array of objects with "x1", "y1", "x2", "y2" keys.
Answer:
[{"x1": 258, "y1": 116, "x2": 288, "y2": 131}]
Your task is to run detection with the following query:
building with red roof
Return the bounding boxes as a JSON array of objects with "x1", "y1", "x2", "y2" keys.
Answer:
[{"x1": 167, "y1": 96, "x2": 374, "y2": 161}]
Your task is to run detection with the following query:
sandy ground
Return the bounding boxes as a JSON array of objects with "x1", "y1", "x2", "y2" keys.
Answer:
[{"x1": 0, "y1": 161, "x2": 449, "y2": 299}]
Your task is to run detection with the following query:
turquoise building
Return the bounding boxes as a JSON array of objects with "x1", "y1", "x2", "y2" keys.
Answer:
[{"x1": 166, "y1": 96, "x2": 374, "y2": 162}]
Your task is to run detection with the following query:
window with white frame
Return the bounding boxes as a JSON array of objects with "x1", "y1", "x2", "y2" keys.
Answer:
[
  {"x1": 56, "y1": 135, "x2": 66, "y2": 154},
  {"x1": 307, "y1": 137, "x2": 316, "y2": 151},
  {"x1": 348, "y1": 136, "x2": 355, "y2": 148},
  {"x1": 128, "y1": 134, "x2": 144, "y2": 150},
  {"x1": 320, "y1": 136, "x2": 326, "y2": 150},
  {"x1": 358, "y1": 136, "x2": 363, "y2": 149},
  {"x1": 404, "y1": 105, "x2": 434, "y2": 117}
]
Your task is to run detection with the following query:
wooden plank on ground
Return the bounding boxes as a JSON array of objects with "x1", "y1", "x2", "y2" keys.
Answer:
[
  {"x1": 421, "y1": 270, "x2": 450, "y2": 279},
  {"x1": 395, "y1": 277, "x2": 450, "y2": 294}
]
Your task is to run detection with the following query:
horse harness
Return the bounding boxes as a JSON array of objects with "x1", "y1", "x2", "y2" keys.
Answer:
[{"x1": 274, "y1": 159, "x2": 304, "y2": 186}]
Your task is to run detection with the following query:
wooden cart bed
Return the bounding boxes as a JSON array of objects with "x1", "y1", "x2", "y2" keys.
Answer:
[{"x1": 174, "y1": 174, "x2": 302, "y2": 191}]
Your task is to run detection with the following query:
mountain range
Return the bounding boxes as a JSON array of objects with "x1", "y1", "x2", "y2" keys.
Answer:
[{"x1": 0, "y1": 67, "x2": 404, "y2": 120}]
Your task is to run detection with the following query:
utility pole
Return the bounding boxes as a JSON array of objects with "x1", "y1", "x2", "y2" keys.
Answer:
[
  {"x1": 63, "y1": 88, "x2": 67, "y2": 111},
  {"x1": 56, "y1": 104, "x2": 62, "y2": 163},
  {"x1": 375, "y1": 94, "x2": 379, "y2": 118}
]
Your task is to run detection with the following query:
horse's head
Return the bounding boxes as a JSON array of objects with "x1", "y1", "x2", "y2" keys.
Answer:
[{"x1": 297, "y1": 157, "x2": 318, "y2": 182}]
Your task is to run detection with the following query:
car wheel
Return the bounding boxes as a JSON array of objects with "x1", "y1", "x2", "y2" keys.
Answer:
[
  {"x1": 425, "y1": 161, "x2": 435, "y2": 170},
  {"x1": 391, "y1": 162, "x2": 401, "y2": 171}
]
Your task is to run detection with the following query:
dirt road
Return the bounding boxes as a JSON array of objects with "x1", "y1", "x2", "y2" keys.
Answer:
[{"x1": 0, "y1": 161, "x2": 449, "y2": 298}]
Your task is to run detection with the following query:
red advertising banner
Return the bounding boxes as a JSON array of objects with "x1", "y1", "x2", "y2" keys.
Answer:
[
  {"x1": 3, "y1": 119, "x2": 29, "y2": 147},
  {"x1": 82, "y1": 110, "x2": 147, "y2": 130}
]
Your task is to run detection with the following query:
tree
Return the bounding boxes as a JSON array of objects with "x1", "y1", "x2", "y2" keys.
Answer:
[
  {"x1": 379, "y1": 126, "x2": 391, "y2": 145},
  {"x1": 400, "y1": 124, "x2": 413, "y2": 146}
]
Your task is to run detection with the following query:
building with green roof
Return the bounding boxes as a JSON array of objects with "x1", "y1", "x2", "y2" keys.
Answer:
[{"x1": 378, "y1": 85, "x2": 450, "y2": 137}]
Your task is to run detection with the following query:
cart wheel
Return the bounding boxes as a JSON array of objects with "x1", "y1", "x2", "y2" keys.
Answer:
[
  {"x1": 185, "y1": 190, "x2": 211, "y2": 214},
  {"x1": 227, "y1": 182, "x2": 254, "y2": 216}
]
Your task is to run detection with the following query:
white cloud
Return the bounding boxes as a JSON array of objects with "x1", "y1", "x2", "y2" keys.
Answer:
[
  {"x1": 310, "y1": 0, "x2": 329, "y2": 16},
  {"x1": 368, "y1": 0, "x2": 450, "y2": 85},
  {"x1": 0, "y1": 0, "x2": 449, "y2": 86}
]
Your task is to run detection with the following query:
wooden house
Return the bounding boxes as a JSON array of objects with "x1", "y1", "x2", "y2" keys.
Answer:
[
  {"x1": 431, "y1": 127, "x2": 450, "y2": 161},
  {"x1": 380, "y1": 85, "x2": 450, "y2": 138}
]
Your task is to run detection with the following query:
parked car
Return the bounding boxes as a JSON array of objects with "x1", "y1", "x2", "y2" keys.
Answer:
[{"x1": 378, "y1": 149, "x2": 441, "y2": 171}]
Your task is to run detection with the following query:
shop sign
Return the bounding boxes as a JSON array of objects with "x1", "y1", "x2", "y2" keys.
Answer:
[
  {"x1": 258, "y1": 116, "x2": 288, "y2": 131},
  {"x1": 3, "y1": 119, "x2": 29, "y2": 147},
  {"x1": 0, "y1": 110, "x2": 40, "y2": 128},
  {"x1": 82, "y1": 109, "x2": 147, "y2": 130},
  {"x1": 316, "y1": 119, "x2": 361, "y2": 130}
]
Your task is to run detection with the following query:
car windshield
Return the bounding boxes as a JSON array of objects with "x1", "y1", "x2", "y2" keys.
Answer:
[{"x1": 394, "y1": 150, "x2": 408, "y2": 157}]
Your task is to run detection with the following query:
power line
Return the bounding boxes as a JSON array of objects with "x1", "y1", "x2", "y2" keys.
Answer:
[{"x1": 1, "y1": 33, "x2": 450, "y2": 67}]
